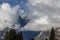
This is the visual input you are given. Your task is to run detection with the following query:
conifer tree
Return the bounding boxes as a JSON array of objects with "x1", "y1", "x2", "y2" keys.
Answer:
[
  {"x1": 4, "y1": 29, "x2": 16, "y2": 40},
  {"x1": 49, "y1": 27, "x2": 56, "y2": 40},
  {"x1": 16, "y1": 32, "x2": 23, "y2": 40},
  {"x1": 46, "y1": 38, "x2": 48, "y2": 40},
  {"x1": 4, "y1": 31, "x2": 9, "y2": 40},
  {"x1": 31, "y1": 39, "x2": 34, "y2": 40}
]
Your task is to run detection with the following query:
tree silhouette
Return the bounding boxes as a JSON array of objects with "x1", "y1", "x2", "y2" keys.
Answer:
[
  {"x1": 49, "y1": 27, "x2": 56, "y2": 40},
  {"x1": 4, "y1": 29, "x2": 23, "y2": 40},
  {"x1": 4, "y1": 31, "x2": 9, "y2": 40},
  {"x1": 16, "y1": 32, "x2": 23, "y2": 40},
  {"x1": 4, "y1": 29, "x2": 16, "y2": 40},
  {"x1": 46, "y1": 38, "x2": 48, "y2": 40}
]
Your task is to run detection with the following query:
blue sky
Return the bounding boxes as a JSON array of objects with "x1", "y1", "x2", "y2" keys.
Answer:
[
  {"x1": 0, "y1": 0, "x2": 60, "y2": 31},
  {"x1": 0, "y1": 0, "x2": 27, "y2": 5},
  {"x1": 0, "y1": 0, "x2": 29, "y2": 12},
  {"x1": 0, "y1": 0, "x2": 30, "y2": 31},
  {"x1": 0, "y1": 0, "x2": 57, "y2": 40},
  {"x1": 0, "y1": 0, "x2": 60, "y2": 40}
]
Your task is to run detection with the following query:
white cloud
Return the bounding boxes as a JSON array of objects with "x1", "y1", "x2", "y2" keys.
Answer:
[
  {"x1": 28, "y1": 0, "x2": 60, "y2": 8},
  {"x1": 0, "y1": 0, "x2": 60, "y2": 31},
  {"x1": 28, "y1": 0, "x2": 42, "y2": 6},
  {"x1": 23, "y1": 16, "x2": 49, "y2": 31},
  {"x1": 1, "y1": 3, "x2": 11, "y2": 10},
  {"x1": 35, "y1": 16, "x2": 49, "y2": 25},
  {"x1": 22, "y1": 0, "x2": 60, "y2": 31},
  {"x1": 0, "y1": 3, "x2": 21, "y2": 31}
]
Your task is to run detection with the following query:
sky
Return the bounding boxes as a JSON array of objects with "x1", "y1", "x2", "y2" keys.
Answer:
[{"x1": 0, "y1": 0, "x2": 60, "y2": 31}]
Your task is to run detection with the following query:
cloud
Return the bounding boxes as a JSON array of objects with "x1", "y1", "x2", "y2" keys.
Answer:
[
  {"x1": 0, "y1": 2, "x2": 21, "y2": 31},
  {"x1": 35, "y1": 16, "x2": 49, "y2": 25},
  {"x1": 1, "y1": 0, "x2": 60, "y2": 31},
  {"x1": 23, "y1": 16, "x2": 49, "y2": 31},
  {"x1": 27, "y1": 0, "x2": 42, "y2": 5},
  {"x1": 21, "y1": 0, "x2": 60, "y2": 31},
  {"x1": 28, "y1": 0, "x2": 60, "y2": 8}
]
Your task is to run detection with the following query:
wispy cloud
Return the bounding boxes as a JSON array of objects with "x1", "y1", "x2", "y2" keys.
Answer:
[{"x1": 22, "y1": 0, "x2": 60, "y2": 31}]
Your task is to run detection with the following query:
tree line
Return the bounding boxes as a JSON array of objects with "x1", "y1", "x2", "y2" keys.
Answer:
[
  {"x1": 3, "y1": 29, "x2": 23, "y2": 40},
  {"x1": 3, "y1": 27, "x2": 57, "y2": 40}
]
